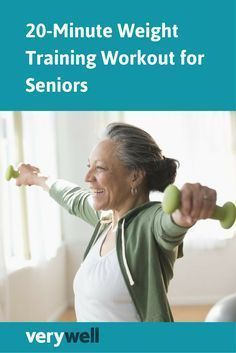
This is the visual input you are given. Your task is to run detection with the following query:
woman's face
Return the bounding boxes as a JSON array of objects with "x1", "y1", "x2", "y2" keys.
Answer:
[{"x1": 84, "y1": 139, "x2": 134, "y2": 214}]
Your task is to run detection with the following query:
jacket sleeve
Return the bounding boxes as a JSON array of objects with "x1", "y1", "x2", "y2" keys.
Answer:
[
  {"x1": 152, "y1": 206, "x2": 190, "y2": 257},
  {"x1": 49, "y1": 179, "x2": 100, "y2": 227}
]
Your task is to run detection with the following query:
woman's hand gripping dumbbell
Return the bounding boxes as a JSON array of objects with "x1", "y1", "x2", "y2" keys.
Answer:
[
  {"x1": 163, "y1": 184, "x2": 236, "y2": 229},
  {"x1": 5, "y1": 164, "x2": 48, "y2": 190}
]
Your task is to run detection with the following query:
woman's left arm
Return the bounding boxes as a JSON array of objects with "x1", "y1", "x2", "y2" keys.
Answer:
[{"x1": 152, "y1": 183, "x2": 217, "y2": 252}]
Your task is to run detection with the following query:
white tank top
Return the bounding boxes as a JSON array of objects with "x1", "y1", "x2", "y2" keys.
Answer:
[{"x1": 73, "y1": 227, "x2": 140, "y2": 322}]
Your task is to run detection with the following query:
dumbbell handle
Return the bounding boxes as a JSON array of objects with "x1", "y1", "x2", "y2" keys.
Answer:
[
  {"x1": 5, "y1": 165, "x2": 20, "y2": 181},
  {"x1": 163, "y1": 185, "x2": 236, "y2": 229}
]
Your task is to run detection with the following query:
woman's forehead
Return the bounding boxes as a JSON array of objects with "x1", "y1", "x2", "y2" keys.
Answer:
[{"x1": 89, "y1": 139, "x2": 117, "y2": 161}]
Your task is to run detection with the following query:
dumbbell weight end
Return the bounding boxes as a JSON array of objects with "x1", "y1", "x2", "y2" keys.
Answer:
[
  {"x1": 5, "y1": 165, "x2": 20, "y2": 181},
  {"x1": 212, "y1": 203, "x2": 236, "y2": 229}
]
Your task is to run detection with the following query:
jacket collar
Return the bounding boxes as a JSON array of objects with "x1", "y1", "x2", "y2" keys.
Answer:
[{"x1": 100, "y1": 201, "x2": 160, "y2": 227}]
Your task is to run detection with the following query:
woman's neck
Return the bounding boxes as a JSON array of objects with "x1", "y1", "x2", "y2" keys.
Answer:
[{"x1": 112, "y1": 193, "x2": 150, "y2": 228}]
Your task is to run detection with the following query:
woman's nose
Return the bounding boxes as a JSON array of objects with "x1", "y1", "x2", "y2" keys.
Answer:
[{"x1": 84, "y1": 168, "x2": 95, "y2": 183}]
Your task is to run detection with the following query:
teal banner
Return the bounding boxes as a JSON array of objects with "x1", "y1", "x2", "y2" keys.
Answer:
[
  {"x1": 0, "y1": 323, "x2": 235, "y2": 352},
  {"x1": 0, "y1": 0, "x2": 235, "y2": 110}
]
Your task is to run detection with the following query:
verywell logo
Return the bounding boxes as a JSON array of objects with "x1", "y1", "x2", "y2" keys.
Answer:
[{"x1": 25, "y1": 327, "x2": 99, "y2": 348}]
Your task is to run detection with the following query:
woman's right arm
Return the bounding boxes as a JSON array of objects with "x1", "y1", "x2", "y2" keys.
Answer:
[{"x1": 15, "y1": 163, "x2": 100, "y2": 227}]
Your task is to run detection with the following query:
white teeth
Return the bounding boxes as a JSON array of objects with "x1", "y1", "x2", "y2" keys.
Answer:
[{"x1": 91, "y1": 189, "x2": 105, "y2": 194}]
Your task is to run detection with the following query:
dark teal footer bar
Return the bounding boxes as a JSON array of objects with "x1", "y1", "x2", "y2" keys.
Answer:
[{"x1": 0, "y1": 323, "x2": 235, "y2": 353}]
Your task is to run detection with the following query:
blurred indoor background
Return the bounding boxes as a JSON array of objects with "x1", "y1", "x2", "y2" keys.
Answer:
[{"x1": 0, "y1": 111, "x2": 235, "y2": 321}]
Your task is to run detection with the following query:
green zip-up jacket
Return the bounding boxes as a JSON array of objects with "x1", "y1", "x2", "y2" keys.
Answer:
[{"x1": 50, "y1": 180, "x2": 189, "y2": 322}]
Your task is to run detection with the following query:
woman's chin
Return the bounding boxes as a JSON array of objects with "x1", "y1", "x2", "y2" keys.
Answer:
[{"x1": 92, "y1": 201, "x2": 107, "y2": 211}]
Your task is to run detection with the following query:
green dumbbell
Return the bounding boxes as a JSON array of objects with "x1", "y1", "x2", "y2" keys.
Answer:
[
  {"x1": 163, "y1": 184, "x2": 236, "y2": 229},
  {"x1": 5, "y1": 165, "x2": 20, "y2": 181}
]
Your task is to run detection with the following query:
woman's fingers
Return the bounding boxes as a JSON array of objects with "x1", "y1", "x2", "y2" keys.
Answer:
[
  {"x1": 180, "y1": 183, "x2": 194, "y2": 222},
  {"x1": 198, "y1": 187, "x2": 217, "y2": 219},
  {"x1": 15, "y1": 163, "x2": 40, "y2": 186},
  {"x1": 180, "y1": 183, "x2": 216, "y2": 223},
  {"x1": 18, "y1": 163, "x2": 40, "y2": 173}
]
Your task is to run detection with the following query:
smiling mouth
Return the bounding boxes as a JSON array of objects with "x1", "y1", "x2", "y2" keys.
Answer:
[{"x1": 91, "y1": 189, "x2": 105, "y2": 196}]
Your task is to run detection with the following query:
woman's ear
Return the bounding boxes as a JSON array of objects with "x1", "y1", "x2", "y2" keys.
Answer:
[{"x1": 131, "y1": 169, "x2": 146, "y2": 187}]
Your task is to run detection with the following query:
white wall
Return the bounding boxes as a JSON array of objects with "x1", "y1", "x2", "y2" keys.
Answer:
[
  {"x1": 55, "y1": 113, "x2": 236, "y2": 307},
  {"x1": 6, "y1": 245, "x2": 67, "y2": 321},
  {"x1": 168, "y1": 237, "x2": 236, "y2": 305}
]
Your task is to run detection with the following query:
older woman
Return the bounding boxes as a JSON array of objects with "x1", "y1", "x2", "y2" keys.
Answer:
[{"x1": 16, "y1": 123, "x2": 216, "y2": 322}]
